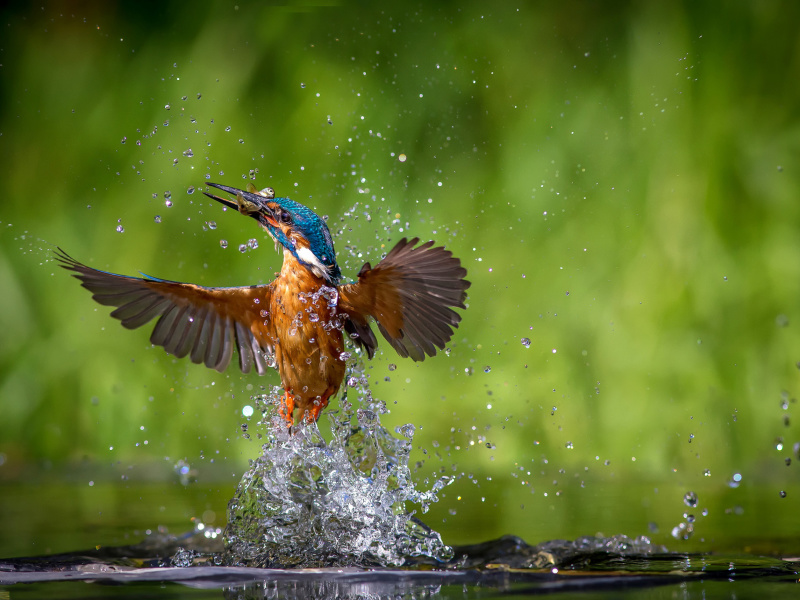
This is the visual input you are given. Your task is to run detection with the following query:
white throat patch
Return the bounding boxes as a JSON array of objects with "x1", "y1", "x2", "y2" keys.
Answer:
[{"x1": 296, "y1": 246, "x2": 331, "y2": 280}]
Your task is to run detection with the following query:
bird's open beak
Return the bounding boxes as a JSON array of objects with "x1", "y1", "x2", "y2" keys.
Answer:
[{"x1": 204, "y1": 182, "x2": 275, "y2": 221}]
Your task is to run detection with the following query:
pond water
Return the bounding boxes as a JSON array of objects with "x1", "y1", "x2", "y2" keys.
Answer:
[
  {"x1": 2, "y1": 531, "x2": 798, "y2": 599},
  {"x1": 2, "y1": 388, "x2": 799, "y2": 599}
]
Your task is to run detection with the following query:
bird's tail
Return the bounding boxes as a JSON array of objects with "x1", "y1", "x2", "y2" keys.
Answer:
[{"x1": 338, "y1": 237, "x2": 470, "y2": 361}]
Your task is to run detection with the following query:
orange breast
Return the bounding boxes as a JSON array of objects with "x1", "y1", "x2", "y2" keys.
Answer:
[{"x1": 260, "y1": 252, "x2": 346, "y2": 412}]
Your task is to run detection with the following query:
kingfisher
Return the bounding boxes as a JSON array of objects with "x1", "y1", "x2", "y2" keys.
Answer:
[{"x1": 56, "y1": 182, "x2": 470, "y2": 425}]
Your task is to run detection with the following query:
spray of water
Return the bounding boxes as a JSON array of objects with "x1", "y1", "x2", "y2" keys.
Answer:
[{"x1": 222, "y1": 364, "x2": 454, "y2": 568}]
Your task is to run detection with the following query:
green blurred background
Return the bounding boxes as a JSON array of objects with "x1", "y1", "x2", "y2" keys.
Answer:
[{"x1": 2, "y1": 2, "x2": 800, "y2": 558}]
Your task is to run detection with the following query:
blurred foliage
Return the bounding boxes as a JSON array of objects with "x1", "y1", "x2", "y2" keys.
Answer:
[{"x1": 2, "y1": 1, "x2": 800, "y2": 552}]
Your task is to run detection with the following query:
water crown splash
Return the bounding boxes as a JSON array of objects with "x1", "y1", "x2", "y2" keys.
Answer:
[{"x1": 222, "y1": 367, "x2": 454, "y2": 568}]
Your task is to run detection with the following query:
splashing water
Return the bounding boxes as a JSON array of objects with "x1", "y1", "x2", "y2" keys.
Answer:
[{"x1": 222, "y1": 368, "x2": 454, "y2": 568}]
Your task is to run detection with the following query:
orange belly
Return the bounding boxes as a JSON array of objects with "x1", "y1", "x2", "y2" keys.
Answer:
[{"x1": 257, "y1": 254, "x2": 347, "y2": 414}]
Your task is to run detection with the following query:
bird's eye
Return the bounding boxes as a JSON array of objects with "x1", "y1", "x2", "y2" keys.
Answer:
[{"x1": 279, "y1": 210, "x2": 292, "y2": 224}]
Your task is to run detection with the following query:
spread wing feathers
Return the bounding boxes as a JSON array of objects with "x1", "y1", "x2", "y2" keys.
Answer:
[
  {"x1": 338, "y1": 237, "x2": 470, "y2": 362},
  {"x1": 54, "y1": 248, "x2": 273, "y2": 374}
]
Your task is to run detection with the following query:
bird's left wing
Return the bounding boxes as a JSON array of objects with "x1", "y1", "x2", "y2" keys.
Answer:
[
  {"x1": 338, "y1": 238, "x2": 470, "y2": 362},
  {"x1": 55, "y1": 249, "x2": 274, "y2": 375}
]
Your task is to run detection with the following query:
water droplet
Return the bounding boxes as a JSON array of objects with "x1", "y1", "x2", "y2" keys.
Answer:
[
  {"x1": 219, "y1": 239, "x2": 228, "y2": 249},
  {"x1": 165, "y1": 104, "x2": 171, "y2": 110},
  {"x1": 728, "y1": 473, "x2": 742, "y2": 488},
  {"x1": 683, "y1": 491, "x2": 698, "y2": 507},
  {"x1": 398, "y1": 153, "x2": 407, "y2": 163},
  {"x1": 483, "y1": 366, "x2": 491, "y2": 373},
  {"x1": 521, "y1": 337, "x2": 531, "y2": 348},
  {"x1": 116, "y1": 225, "x2": 124, "y2": 233},
  {"x1": 183, "y1": 148, "x2": 194, "y2": 157},
  {"x1": 165, "y1": 199, "x2": 173, "y2": 207},
  {"x1": 120, "y1": 137, "x2": 127, "y2": 144},
  {"x1": 239, "y1": 244, "x2": 247, "y2": 253},
  {"x1": 388, "y1": 364, "x2": 396, "y2": 371},
  {"x1": 207, "y1": 221, "x2": 217, "y2": 230},
  {"x1": 565, "y1": 441, "x2": 574, "y2": 449},
  {"x1": 780, "y1": 490, "x2": 787, "y2": 498},
  {"x1": 242, "y1": 405, "x2": 254, "y2": 418},
  {"x1": 339, "y1": 352, "x2": 352, "y2": 361},
  {"x1": 396, "y1": 423, "x2": 415, "y2": 439},
  {"x1": 225, "y1": 126, "x2": 232, "y2": 132},
  {"x1": 248, "y1": 238, "x2": 259, "y2": 249},
  {"x1": 154, "y1": 215, "x2": 162, "y2": 223}
]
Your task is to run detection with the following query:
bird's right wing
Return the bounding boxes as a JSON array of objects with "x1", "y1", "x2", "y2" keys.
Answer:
[
  {"x1": 338, "y1": 237, "x2": 470, "y2": 362},
  {"x1": 55, "y1": 249, "x2": 274, "y2": 374}
]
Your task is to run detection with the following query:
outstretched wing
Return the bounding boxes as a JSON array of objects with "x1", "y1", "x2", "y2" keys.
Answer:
[
  {"x1": 55, "y1": 248, "x2": 274, "y2": 374},
  {"x1": 338, "y1": 237, "x2": 470, "y2": 362}
]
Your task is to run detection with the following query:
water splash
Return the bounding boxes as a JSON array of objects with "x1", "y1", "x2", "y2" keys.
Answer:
[{"x1": 222, "y1": 372, "x2": 453, "y2": 568}]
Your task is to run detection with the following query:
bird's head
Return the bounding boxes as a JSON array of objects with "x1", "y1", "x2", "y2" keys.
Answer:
[{"x1": 204, "y1": 182, "x2": 342, "y2": 284}]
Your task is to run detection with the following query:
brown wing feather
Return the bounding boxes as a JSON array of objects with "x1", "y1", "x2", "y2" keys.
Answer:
[
  {"x1": 338, "y1": 237, "x2": 470, "y2": 361},
  {"x1": 55, "y1": 248, "x2": 273, "y2": 374}
]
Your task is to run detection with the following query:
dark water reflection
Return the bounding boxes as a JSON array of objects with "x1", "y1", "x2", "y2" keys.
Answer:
[{"x1": 2, "y1": 533, "x2": 797, "y2": 599}]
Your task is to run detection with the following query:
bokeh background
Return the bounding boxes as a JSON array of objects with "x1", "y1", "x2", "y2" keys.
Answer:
[{"x1": 2, "y1": 2, "x2": 800, "y2": 558}]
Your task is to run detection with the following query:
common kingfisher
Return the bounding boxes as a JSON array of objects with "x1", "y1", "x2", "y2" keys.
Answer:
[{"x1": 56, "y1": 182, "x2": 470, "y2": 425}]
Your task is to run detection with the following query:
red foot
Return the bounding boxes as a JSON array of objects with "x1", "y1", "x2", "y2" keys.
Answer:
[
  {"x1": 304, "y1": 393, "x2": 331, "y2": 423},
  {"x1": 279, "y1": 392, "x2": 295, "y2": 428}
]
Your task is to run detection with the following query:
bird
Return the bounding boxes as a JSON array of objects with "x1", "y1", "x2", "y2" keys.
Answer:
[{"x1": 56, "y1": 182, "x2": 470, "y2": 425}]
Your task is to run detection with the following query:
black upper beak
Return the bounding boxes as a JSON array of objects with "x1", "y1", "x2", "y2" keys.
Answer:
[{"x1": 203, "y1": 182, "x2": 273, "y2": 219}]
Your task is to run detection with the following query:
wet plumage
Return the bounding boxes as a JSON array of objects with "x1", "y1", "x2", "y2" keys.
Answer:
[{"x1": 56, "y1": 182, "x2": 470, "y2": 424}]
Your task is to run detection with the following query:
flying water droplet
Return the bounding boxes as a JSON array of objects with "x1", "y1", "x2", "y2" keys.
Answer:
[
  {"x1": 683, "y1": 491, "x2": 698, "y2": 507},
  {"x1": 396, "y1": 423, "x2": 416, "y2": 439},
  {"x1": 115, "y1": 225, "x2": 124, "y2": 233},
  {"x1": 521, "y1": 337, "x2": 531, "y2": 348},
  {"x1": 154, "y1": 215, "x2": 162, "y2": 223},
  {"x1": 219, "y1": 239, "x2": 228, "y2": 249}
]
